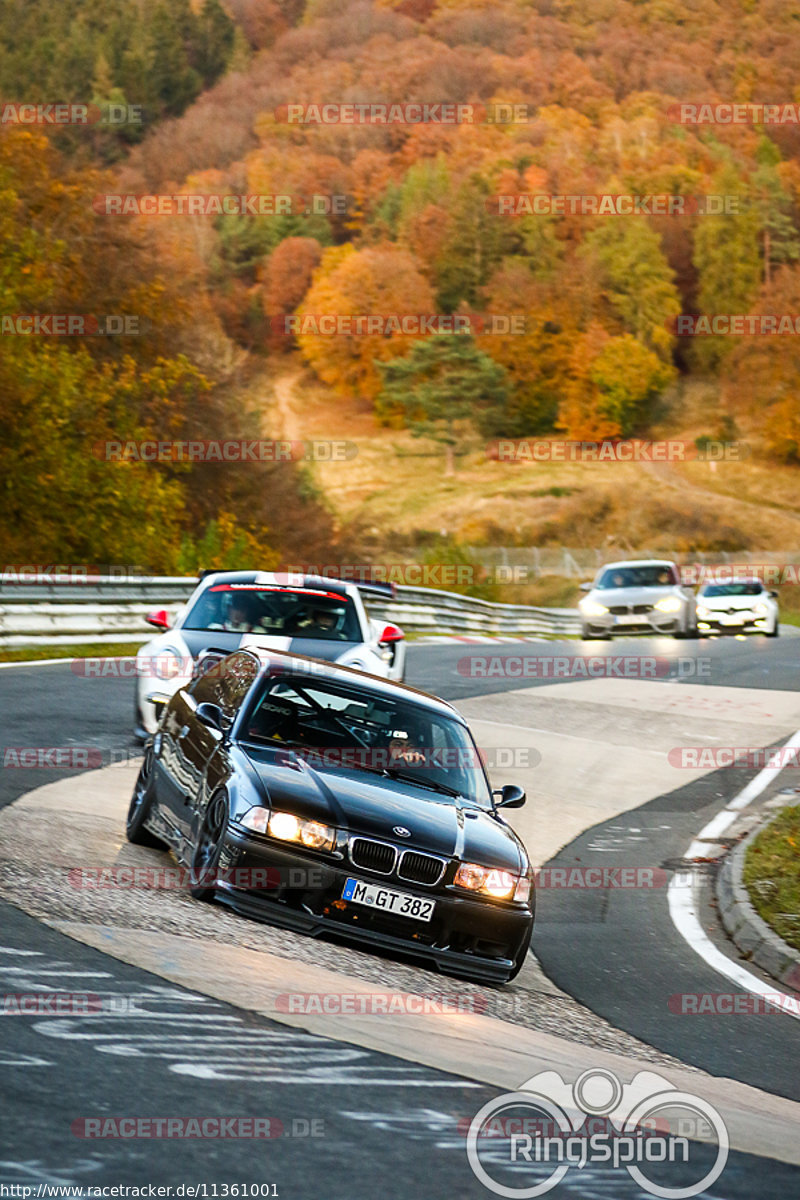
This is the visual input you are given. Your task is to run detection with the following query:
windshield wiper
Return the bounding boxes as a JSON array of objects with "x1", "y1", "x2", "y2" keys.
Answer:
[{"x1": 383, "y1": 767, "x2": 463, "y2": 797}]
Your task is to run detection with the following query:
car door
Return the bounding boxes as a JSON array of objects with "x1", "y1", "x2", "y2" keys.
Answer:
[
  {"x1": 181, "y1": 651, "x2": 261, "y2": 841},
  {"x1": 152, "y1": 688, "x2": 197, "y2": 844}
]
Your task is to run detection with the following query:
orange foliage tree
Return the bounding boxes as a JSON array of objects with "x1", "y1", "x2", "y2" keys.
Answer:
[{"x1": 296, "y1": 243, "x2": 435, "y2": 400}]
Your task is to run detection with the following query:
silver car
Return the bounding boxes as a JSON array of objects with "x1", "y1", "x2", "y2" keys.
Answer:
[
  {"x1": 578, "y1": 559, "x2": 697, "y2": 640},
  {"x1": 696, "y1": 579, "x2": 779, "y2": 637}
]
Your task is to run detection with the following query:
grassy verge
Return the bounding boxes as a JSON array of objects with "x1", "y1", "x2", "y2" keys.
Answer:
[
  {"x1": 743, "y1": 805, "x2": 800, "y2": 952},
  {"x1": 0, "y1": 642, "x2": 147, "y2": 663}
]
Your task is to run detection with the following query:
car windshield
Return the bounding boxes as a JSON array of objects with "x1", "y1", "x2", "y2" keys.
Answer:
[
  {"x1": 241, "y1": 673, "x2": 493, "y2": 808},
  {"x1": 183, "y1": 584, "x2": 361, "y2": 641},
  {"x1": 701, "y1": 583, "x2": 764, "y2": 597},
  {"x1": 596, "y1": 566, "x2": 677, "y2": 589}
]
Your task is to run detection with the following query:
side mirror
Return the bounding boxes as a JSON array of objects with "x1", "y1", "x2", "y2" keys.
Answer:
[
  {"x1": 493, "y1": 784, "x2": 526, "y2": 810},
  {"x1": 196, "y1": 702, "x2": 225, "y2": 734},
  {"x1": 378, "y1": 623, "x2": 404, "y2": 644},
  {"x1": 579, "y1": 582, "x2": 592, "y2": 592},
  {"x1": 146, "y1": 608, "x2": 171, "y2": 631},
  {"x1": 770, "y1": 590, "x2": 779, "y2": 599}
]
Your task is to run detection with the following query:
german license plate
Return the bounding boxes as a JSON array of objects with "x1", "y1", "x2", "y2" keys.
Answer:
[
  {"x1": 614, "y1": 614, "x2": 640, "y2": 624},
  {"x1": 342, "y1": 877, "x2": 435, "y2": 922},
  {"x1": 721, "y1": 613, "x2": 745, "y2": 625}
]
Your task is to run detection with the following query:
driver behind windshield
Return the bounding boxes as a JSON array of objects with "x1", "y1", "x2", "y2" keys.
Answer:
[
  {"x1": 289, "y1": 605, "x2": 341, "y2": 638},
  {"x1": 385, "y1": 712, "x2": 429, "y2": 767},
  {"x1": 207, "y1": 592, "x2": 262, "y2": 633}
]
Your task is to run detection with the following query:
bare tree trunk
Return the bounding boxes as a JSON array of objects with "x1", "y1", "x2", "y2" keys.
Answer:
[{"x1": 444, "y1": 443, "x2": 455, "y2": 476}]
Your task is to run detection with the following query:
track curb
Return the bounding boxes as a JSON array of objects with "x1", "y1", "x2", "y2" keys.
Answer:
[{"x1": 717, "y1": 816, "x2": 800, "y2": 993}]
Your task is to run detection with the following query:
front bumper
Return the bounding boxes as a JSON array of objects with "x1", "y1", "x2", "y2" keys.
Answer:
[
  {"x1": 582, "y1": 612, "x2": 686, "y2": 636},
  {"x1": 216, "y1": 827, "x2": 533, "y2": 982},
  {"x1": 697, "y1": 613, "x2": 772, "y2": 634}
]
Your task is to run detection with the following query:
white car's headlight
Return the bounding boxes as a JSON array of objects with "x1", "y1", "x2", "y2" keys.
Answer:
[
  {"x1": 696, "y1": 605, "x2": 711, "y2": 619},
  {"x1": 454, "y1": 862, "x2": 522, "y2": 900},
  {"x1": 581, "y1": 600, "x2": 609, "y2": 617},
  {"x1": 754, "y1": 602, "x2": 769, "y2": 616},
  {"x1": 152, "y1": 649, "x2": 185, "y2": 680},
  {"x1": 241, "y1": 807, "x2": 336, "y2": 851},
  {"x1": 655, "y1": 596, "x2": 683, "y2": 613}
]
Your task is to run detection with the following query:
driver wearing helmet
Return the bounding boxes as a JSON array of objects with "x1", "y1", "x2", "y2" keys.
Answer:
[
  {"x1": 224, "y1": 594, "x2": 258, "y2": 633},
  {"x1": 294, "y1": 606, "x2": 339, "y2": 637}
]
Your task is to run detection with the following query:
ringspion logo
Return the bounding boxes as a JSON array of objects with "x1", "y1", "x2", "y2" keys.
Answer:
[{"x1": 467, "y1": 1067, "x2": 728, "y2": 1198}]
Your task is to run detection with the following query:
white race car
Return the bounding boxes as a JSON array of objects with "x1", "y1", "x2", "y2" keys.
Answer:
[
  {"x1": 695, "y1": 579, "x2": 779, "y2": 637},
  {"x1": 135, "y1": 571, "x2": 405, "y2": 738}
]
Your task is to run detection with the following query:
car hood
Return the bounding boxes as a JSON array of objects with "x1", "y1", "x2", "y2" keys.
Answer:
[
  {"x1": 240, "y1": 744, "x2": 522, "y2": 871},
  {"x1": 588, "y1": 586, "x2": 685, "y2": 605},
  {"x1": 699, "y1": 594, "x2": 765, "y2": 610}
]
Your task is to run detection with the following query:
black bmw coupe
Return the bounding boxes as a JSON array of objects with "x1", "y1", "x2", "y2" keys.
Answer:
[{"x1": 126, "y1": 647, "x2": 535, "y2": 983}]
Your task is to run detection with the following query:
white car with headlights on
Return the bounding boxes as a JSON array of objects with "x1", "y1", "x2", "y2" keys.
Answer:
[
  {"x1": 579, "y1": 559, "x2": 697, "y2": 640},
  {"x1": 135, "y1": 570, "x2": 405, "y2": 738},
  {"x1": 695, "y1": 579, "x2": 779, "y2": 636}
]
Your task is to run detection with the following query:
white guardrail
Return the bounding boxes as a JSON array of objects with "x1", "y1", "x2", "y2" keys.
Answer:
[{"x1": 0, "y1": 577, "x2": 581, "y2": 647}]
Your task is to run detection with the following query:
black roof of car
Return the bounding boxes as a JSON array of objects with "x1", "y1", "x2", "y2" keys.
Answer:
[{"x1": 239, "y1": 644, "x2": 463, "y2": 724}]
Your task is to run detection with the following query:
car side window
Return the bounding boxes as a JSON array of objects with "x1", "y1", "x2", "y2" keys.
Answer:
[{"x1": 192, "y1": 651, "x2": 260, "y2": 719}]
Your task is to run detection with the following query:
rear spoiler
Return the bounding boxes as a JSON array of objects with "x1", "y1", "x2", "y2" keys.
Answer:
[
  {"x1": 197, "y1": 569, "x2": 396, "y2": 600},
  {"x1": 354, "y1": 580, "x2": 395, "y2": 601},
  {"x1": 300, "y1": 573, "x2": 395, "y2": 601}
]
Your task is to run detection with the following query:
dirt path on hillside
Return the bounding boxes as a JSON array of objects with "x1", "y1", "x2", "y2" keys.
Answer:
[
  {"x1": 271, "y1": 371, "x2": 304, "y2": 441},
  {"x1": 640, "y1": 458, "x2": 800, "y2": 532}
]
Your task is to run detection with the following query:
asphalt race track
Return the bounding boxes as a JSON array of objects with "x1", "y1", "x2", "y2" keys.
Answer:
[{"x1": 2, "y1": 636, "x2": 800, "y2": 1196}]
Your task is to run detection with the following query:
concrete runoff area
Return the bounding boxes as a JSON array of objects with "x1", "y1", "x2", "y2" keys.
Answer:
[{"x1": 2, "y1": 678, "x2": 800, "y2": 1165}]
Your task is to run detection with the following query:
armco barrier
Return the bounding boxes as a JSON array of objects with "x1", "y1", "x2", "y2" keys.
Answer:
[{"x1": 0, "y1": 576, "x2": 580, "y2": 647}]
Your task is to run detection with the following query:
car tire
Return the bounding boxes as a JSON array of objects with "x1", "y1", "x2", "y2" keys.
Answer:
[
  {"x1": 767, "y1": 623, "x2": 779, "y2": 638},
  {"x1": 188, "y1": 790, "x2": 229, "y2": 901},
  {"x1": 126, "y1": 749, "x2": 166, "y2": 848}
]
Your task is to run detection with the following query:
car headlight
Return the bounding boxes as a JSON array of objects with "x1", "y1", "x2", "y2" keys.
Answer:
[
  {"x1": 241, "y1": 807, "x2": 336, "y2": 851},
  {"x1": 581, "y1": 600, "x2": 609, "y2": 617},
  {"x1": 152, "y1": 649, "x2": 184, "y2": 680},
  {"x1": 754, "y1": 602, "x2": 768, "y2": 616},
  {"x1": 654, "y1": 596, "x2": 683, "y2": 613},
  {"x1": 696, "y1": 605, "x2": 711, "y2": 619},
  {"x1": 454, "y1": 862, "x2": 521, "y2": 900}
]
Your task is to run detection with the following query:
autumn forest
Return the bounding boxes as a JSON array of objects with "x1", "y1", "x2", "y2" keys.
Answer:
[{"x1": 2, "y1": 0, "x2": 800, "y2": 572}]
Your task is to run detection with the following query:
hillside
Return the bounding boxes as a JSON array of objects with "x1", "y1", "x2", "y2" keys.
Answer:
[{"x1": 4, "y1": 0, "x2": 800, "y2": 572}]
